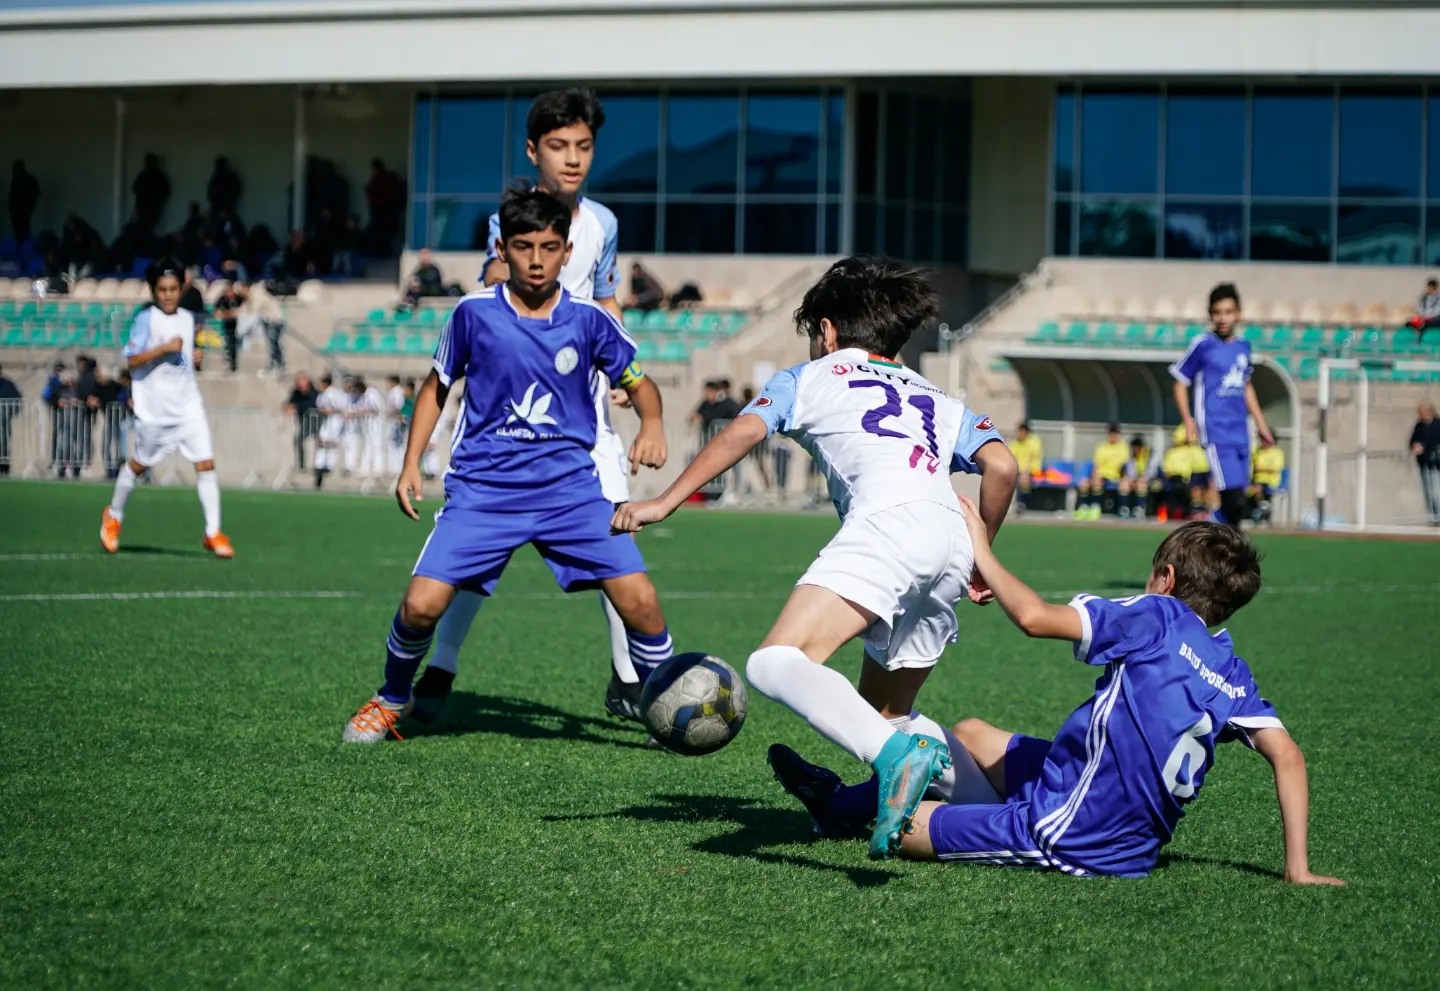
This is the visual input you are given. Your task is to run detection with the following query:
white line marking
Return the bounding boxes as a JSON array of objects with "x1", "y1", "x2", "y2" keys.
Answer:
[
  {"x1": 0, "y1": 553, "x2": 96, "y2": 561},
  {"x1": 0, "y1": 590, "x2": 361, "y2": 603}
]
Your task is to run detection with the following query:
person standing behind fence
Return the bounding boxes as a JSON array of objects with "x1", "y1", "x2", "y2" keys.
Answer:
[
  {"x1": 89, "y1": 364, "x2": 123, "y2": 478},
  {"x1": 359, "y1": 377, "x2": 387, "y2": 478},
  {"x1": 1411, "y1": 401, "x2": 1440, "y2": 526},
  {"x1": 314, "y1": 373, "x2": 346, "y2": 489},
  {"x1": 283, "y1": 371, "x2": 318, "y2": 472},
  {"x1": 385, "y1": 374, "x2": 406, "y2": 474},
  {"x1": 214, "y1": 281, "x2": 246, "y2": 374},
  {"x1": 0, "y1": 365, "x2": 19, "y2": 476}
]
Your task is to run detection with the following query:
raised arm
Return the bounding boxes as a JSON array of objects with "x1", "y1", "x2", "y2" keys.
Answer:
[
  {"x1": 1250, "y1": 727, "x2": 1344, "y2": 886},
  {"x1": 956, "y1": 493, "x2": 1085, "y2": 641}
]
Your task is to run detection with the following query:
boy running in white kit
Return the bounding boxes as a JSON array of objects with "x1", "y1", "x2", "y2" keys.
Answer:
[
  {"x1": 613, "y1": 256, "x2": 1018, "y2": 858},
  {"x1": 100, "y1": 258, "x2": 233, "y2": 558}
]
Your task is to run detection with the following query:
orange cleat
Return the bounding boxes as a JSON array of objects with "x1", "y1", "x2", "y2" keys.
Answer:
[
  {"x1": 100, "y1": 507, "x2": 122, "y2": 554},
  {"x1": 203, "y1": 532, "x2": 235, "y2": 559}
]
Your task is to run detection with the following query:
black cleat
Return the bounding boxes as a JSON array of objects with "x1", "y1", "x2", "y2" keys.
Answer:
[
  {"x1": 604, "y1": 672, "x2": 645, "y2": 724},
  {"x1": 410, "y1": 666, "x2": 454, "y2": 724},
  {"x1": 767, "y1": 743, "x2": 866, "y2": 840}
]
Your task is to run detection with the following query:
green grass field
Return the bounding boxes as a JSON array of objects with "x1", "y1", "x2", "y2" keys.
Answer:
[{"x1": 2, "y1": 481, "x2": 1437, "y2": 989}]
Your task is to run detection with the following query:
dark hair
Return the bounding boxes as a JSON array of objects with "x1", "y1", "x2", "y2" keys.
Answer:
[
  {"x1": 146, "y1": 256, "x2": 185, "y2": 291},
  {"x1": 526, "y1": 88, "x2": 605, "y2": 145},
  {"x1": 498, "y1": 187, "x2": 571, "y2": 243},
  {"x1": 1208, "y1": 282, "x2": 1241, "y2": 310},
  {"x1": 794, "y1": 255, "x2": 939, "y2": 358},
  {"x1": 320, "y1": 374, "x2": 333, "y2": 387},
  {"x1": 1152, "y1": 521, "x2": 1262, "y2": 626},
  {"x1": 1428, "y1": 278, "x2": 1438, "y2": 288}
]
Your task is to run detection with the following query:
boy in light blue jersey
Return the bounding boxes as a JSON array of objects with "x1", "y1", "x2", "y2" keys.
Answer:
[
  {"x1": 343, "y1": 189, "x2": 672, "y2": 743},
  {"x1": 771, "y1": 512, "x2": 1344, "y2": 885},
  {"x1": 419, "y1": 88, "x2": 656, "y2": 728},
  {"x1": 1170, "y1": 283, "x2": 1275, "y2": 528}
]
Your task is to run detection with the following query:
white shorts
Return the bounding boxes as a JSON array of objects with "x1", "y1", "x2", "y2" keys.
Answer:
[
  {"x1": 592, "y1": 428, "x2": 631, "y2": 504},
  {"x1": 132, "y1": 416, "x2": 214, "y2": 467},
  {"x1": 797, "y1": 499, "x2": 976, "y2": 670}
]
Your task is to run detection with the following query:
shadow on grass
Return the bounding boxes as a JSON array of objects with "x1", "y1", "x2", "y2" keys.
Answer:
[
  {"x1": 545, "y1": 792, "x2": 895, "y2": 889},
  {"x1": 1101, "y1": 578, "x2": 1148, "y2": 591},
  {"x1": 123, "y1": 544, "x2": 211, "y2": 558},
  {"x1": 403, "y1": 691, "x2": 651, "y2": 750},
  {"x1": 1157, "y1": 852, "x2": 1282, "y2": 880}
]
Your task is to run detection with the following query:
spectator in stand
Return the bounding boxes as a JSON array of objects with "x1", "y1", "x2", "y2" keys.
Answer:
[
  {"x1": 88, "y1": 364, "x2": 123, "y2": 478},
  {"x1": 214, "y1": 281, "x2": 247, "y2": 373},
  {"x1": 242, "y1": 281, "x2": 286, "y2": 376},
  {"x1": 283, "y1": 371, "x2": 319, "y2": 472},
  {"x1": 283, "y1": 229, "x2": 318, "y2": 280},
  {"x1": 400, "y1": 248, "x2": 455, "y2": 309},
  {"x1": 74, "y1": 354, "x2": 97, "y2": 472},
  {"x1": 1007, "y1": 421, "x2": 1043, "y2": 510},
  {"x1": 207, "y1": 156, "x2": 242, "y2": 215},
  {"x1": 178, "y1": 268, "x2": 208, "y2": 324},
  {"x1": 0, "y1": 364, "x2": 19, "y2": 476},
  {"x1": 41, "y1": 361, "x2": 65, "y2": 467},
  {"x1": 669, "y1": 280, "x2": 704, "y2": 310},
  {"x1": 244, "y1": 224, "x2": 279, "y2": 279},
  {"x1": 1406, "y1": 279, "x2": 1440, "y2": 340},
  {"x1": 333, "y1": 214, "x2": 362, "y2": 276},
  {"x1": 623, "y1": 261, "x2": 665, "y2": 312},
  {"x1": 365, "y1": 158, "x2": 406, "y2": 252},
  {"x1": 180, "y1": 201, "x2": 206, "y2": 254},
  {"x1": 1248, "y1": 436, "x2": 1285, "y2": 525},
  {"x1": 8, "y1": 161, "x2": 40, "y2": 244},
  {"x1": 1411, "y1": 401, "x2": 1440, "y2": 526},
  {"x1": 1074, "y1": 423, "x2": 1129, "y2": 520},
  {"x1": 132, "y1": 153, "x2": 171, "y2": 234}
]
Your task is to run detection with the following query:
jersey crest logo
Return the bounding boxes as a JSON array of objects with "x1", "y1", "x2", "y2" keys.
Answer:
[
  {"x1": 751, "y1": 396, "x2": 773, "y2": 408},
  {"x1": 831, "y1": 363, "x2": 853, "y2": 376},
  {"x1": 554, "y1": 346, "x2": 579, "y2": 374},
  {"x1": 976, "y1": 416, "x2": 994, "y2": 431},
  {"x1": 506, "y1": 383, "x2": 558, "y2": 428},
  {"x1": 1220, "y1": 356, "x2": 1248, "y2": 391}
]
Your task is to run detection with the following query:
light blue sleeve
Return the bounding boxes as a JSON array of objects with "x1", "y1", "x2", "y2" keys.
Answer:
[
  {"x1": 592, "y1": 205, "x2": 620, "y2": 300},
  {"x1": 122, "y1": 308, "x2": 151, "y2": 358},
  {"x1": 1169, "y1": 333, "x2": 1208, "y2": 386},
  {"x1": 948, "y1": 407, "x2": 1004, "y2": 474},
  {"x1": 432, "y1": 302, "x2": 473, "y2": 387},
  {"x1": 741, "y1": 365, "x2": 804, "y2": 436}
]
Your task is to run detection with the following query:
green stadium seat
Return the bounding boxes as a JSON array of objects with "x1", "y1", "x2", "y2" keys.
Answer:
[
  {"x1": 688, "y1": 335, "x2": 714, "y2": 350},
  {"x1": 1330, "y1": 328, "x2": 1354, "y2": 353},
  {"x1": 83, "y1": 301, "x2": 106, "y2": 317},
  {"x1": 57, "y1": 327, "x2": 87, "y2": 348},
  {"x1": 1295, "y1": 326, "x2": 1325, "y2": 353},
  {"x1": 1297, "y1": 357, "x2": 1320, "y2": 381},
  {"x1": 696, "y1": 312, "x2": 723, "y2": 335},
  {"x1": 1182, "y1": 323, "x2": 1206, "y2": 343},
  {"x1": 635, "y1": 339, "x2": 660, "y2": 362},
  {"x1": 659, "y1": 340, "x2": 689, "y2": 362},
  {"x1": 366, "y1": 308, "x2": 388, "y2": 324},
  {"x1": 29, "y1": 327, "x2": 57, "y2": 348},
  {"x1": 1121, "y1": 323, "x2": 1148, "y2": 347},
  {"x1": 623, "y1": 308, "x2": 644, "y2": 332},
  {"x1": 18, "y1": 301, "x2": 38, "y2": 319},
  {"x1": 2, "y1": 327, "x2": 25, "y2": 347},
  {"x1": 0, "y1": 302, "x2": 17, "y2": 320},
  {"x1": 350, "y1": 333, "x2": 373, "y2": 354},
  {"x1": 1388, "y1": 328, "x2": 1421, "y2": 354},
  {"x1": 391, "y1": 309, "x2": 413, "y2": 325},
  {"x1": 1352, "y1": 328, "x2": 1384, "y2": 354},
  {"x1": 1262, "y1": 325, "x2": 1293, "y2": 352},
  {"x1": 1241, "y1": 324, "x2": 1265, "y2": 346},
  {"x1": 723, "y1": 311, "x2": 748, "y2": 334},
  {"x1": 1268, "y1": 353, "x2": 1293, "y2": 374},
  {"x1": 1151, "y1": 324, "x2": 1176, "y2": 348},
  {"x1": 377, "y1": 334, "x2": 400, "y2": 353},
  {"x1": 1061, "y1": 321, "x2": 1088, "y2": 344},
  {"x1": 670, "y1": 311, "x2": 695, "y2": 334},
  {"x1": 403, "y1": 334, "x2": 430, "y2": 355},
  {"x1": 1090, "y1": 322, "x2": 1119, "y2": 346},
  {"x1": 323, "y1": 331, "x2": 349, "y2": 353},
  {"x1": 642, "y1": 309, "x2": 668, "y2": 332},
  {"x1": 416, "y1": 307, "x2": 442, "y2": 325},
  {"x1": 1032, "y1": 320, "x2": 1060, "y2": 343},
  {"x1": 95, "y1": 328, "x2": 118, "y2": 349}
]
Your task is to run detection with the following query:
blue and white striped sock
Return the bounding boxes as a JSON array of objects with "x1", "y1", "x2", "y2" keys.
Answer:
[
  {"x1": 381, "y1": 613, "x2": 433, "y2": 704},
  {"x1": 627, "y1": 626, "x2": 673, "y2": 685}
]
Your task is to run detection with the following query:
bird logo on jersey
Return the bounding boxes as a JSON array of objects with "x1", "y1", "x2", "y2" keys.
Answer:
[
  {"x1": 506, "y1": 383, "x2": 558, "y2": 429},
  {"x1": 1220, "y1": 355, "x2": 1249, "y2": 392}
]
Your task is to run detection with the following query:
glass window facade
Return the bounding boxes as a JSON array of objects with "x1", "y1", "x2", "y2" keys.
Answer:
[
  {"x1": 1052, "y1": 83, "x2": 1438, "y2": 265},
  {"x1": 411, "y1": 86, "x2": 865, "y2": 256}
]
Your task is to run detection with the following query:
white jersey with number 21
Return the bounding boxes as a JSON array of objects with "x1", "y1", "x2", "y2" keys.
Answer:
[{"x1": 741, "y1": 347, "x2": 1003, "y2": 520}]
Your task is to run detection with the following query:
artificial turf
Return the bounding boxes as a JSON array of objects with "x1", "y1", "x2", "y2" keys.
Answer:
[{"x1": 1, "y1": 480, "x2": 1435, "y2": 989}]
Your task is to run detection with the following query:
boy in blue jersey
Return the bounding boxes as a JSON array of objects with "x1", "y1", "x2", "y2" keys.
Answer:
[
  {"x1": 771, "y1": 512, "x2": 1343, "y2": 884},
  {"x1": 1170, "y1": 283, "x2": 1275, "y2": 528},
  {"x1": 419, "y1": 88, "x2": 655, "y2": 727},
  {"x1": 342, "y1": 188, "x2": 673, "y2": 743}
]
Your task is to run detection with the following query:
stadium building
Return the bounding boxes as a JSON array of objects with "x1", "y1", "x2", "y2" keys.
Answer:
[{"x1": 2, "y1": 0, "x2": 1437, "y2": 527}]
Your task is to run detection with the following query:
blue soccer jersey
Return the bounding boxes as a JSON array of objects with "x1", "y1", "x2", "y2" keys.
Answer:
[
  {"x1": 432, "y1": 285, "x2": 638, "y2": 512},
  {"x1": 1169, "y1": 333, "x2": 1253, "y2": 448}
]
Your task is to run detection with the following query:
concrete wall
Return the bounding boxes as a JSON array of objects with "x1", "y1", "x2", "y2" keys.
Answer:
[
  {"x1": 967, "y1": 77, "x2": 1050, "y2": 277},
  {"x1": 0, "y1": 84, "x2": 409, "y2": 243}
]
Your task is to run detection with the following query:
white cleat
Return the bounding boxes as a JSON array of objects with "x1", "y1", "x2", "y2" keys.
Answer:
[{"x1": 342, "y1": 694, "x2": 413, "y2": 744}]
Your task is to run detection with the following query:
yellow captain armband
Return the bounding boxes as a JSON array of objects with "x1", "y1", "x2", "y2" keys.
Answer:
[{"x1": 616, "y1": 361, "x2": 646, "y2": 389}]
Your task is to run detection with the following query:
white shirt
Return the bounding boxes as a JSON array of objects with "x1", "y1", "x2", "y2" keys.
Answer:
[
  {"x1": 387, "y1": 384, "x2": 406, "y2": 415},
  {"x1": 122, "y1": 305, "x2": 204, "y2": 425},
  {"x1": 742, "y1": 348, "x2": 1005, "y2": 520}
]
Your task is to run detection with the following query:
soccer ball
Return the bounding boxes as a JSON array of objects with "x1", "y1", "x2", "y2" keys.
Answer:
[{"x1": 640, "y1": 653, "x2": 748, "y2": 756}]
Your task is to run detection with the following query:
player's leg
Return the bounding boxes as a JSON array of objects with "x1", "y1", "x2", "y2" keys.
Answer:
[
  {"x1": 1211, "y1": 446, "x2": 1249, "y2": 528},
  {"x1": 179, "y1": 417, "x2": 231, "y2": 557},
  {"x1": 900, "y1": 800, "x2": 1050, "y2": 870},
  {"x1": 412, "y1": 588, "x2": 485, "y2": 722},
  {"x1": 600, "y1": 592, "x2": 643, "y2": 721},
  {"x1": 101, "y1": 416, "x2": 164, "y2": 552}
]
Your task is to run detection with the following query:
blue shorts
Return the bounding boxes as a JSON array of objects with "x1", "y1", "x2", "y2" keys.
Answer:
[
  {"x1": 412, "y1": 497, "x2": 645, "y2": 595},
  {"x1": 1202, "y1": 443, "x2": 1248, "y2": 492},
  {"x1": 925, "y1": 734, "x2": 1091, "y2": 875}
]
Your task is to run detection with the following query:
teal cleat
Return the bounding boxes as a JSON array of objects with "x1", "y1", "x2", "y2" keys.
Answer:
[{"x1": 868, "y1": 733, "x2": 951, "y2": 860}]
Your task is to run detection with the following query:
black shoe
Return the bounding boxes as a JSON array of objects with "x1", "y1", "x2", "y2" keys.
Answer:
[
  {"x1": 410, "y1": 666, "x2": 454, "y2": 723},
  {"x1": 767, "y1": 743, "x2": 865, "y2": 839},
  {"x1": 603, "y1": 672, "x2": 645, "y2": 724}
]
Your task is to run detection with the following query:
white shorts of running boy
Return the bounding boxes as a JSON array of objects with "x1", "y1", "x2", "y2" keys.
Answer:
[
  {"x1": 592, "y1": 427, "x2": 631, "y2": 504},
  {"x1": 132, "y1": 415, "x2": 215, "y2": 467},
  {"x1": 797, "y1": 499, "x2": 975, "y2": 669}
]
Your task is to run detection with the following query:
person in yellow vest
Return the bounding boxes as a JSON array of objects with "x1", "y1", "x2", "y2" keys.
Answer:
[
  {"x1": 1008, "y1": 420, "x2": 1043, "y2": 510},
  {"x1": 1249, "y1": 437, "x2": 1285, "y2": 524},
  {"x1": 1153, "y1": 425, "x2": 1198, "y2": 521},
  {"x1": 1187, "y1": 440, "x2": 1212, "y2": 517},
  {"x1": 1075, "y1": 423, "x2": 1129, "y2": 520},
  {"x1": 1118, "y1": 434, "x2": 1151, "y2": 518}
]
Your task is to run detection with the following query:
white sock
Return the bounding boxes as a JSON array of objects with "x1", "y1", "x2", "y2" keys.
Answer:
[
  {"x1": 908, "y1": 710, "x2": 1000, "y2": 804},
  {"x1": 196, "y1": 471, "x2": 221, "y2": 537},
  {"x1": 603, "y1": 593, "x2": 639, "y2": 684},
  {"x1": 746, "y1": 645, "x2": 899, "y2": 765},
  {"x1": 429, "y1": 589, "x2": 484, "y2": 675},
  {"x1": 109, "y1": 463, "x2": 137, "y2": 521}
]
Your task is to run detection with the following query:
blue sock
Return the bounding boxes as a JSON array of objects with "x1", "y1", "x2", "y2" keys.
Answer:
[
  {"x1": 627, "y1": 626, "x2": 673, "y2": 684},
  {"x1": 829, "y1": 776, "x2": 880, "y2": 823},
  {"x1": 381, "y1": 613, "x2": 433, "y2": 704}
]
